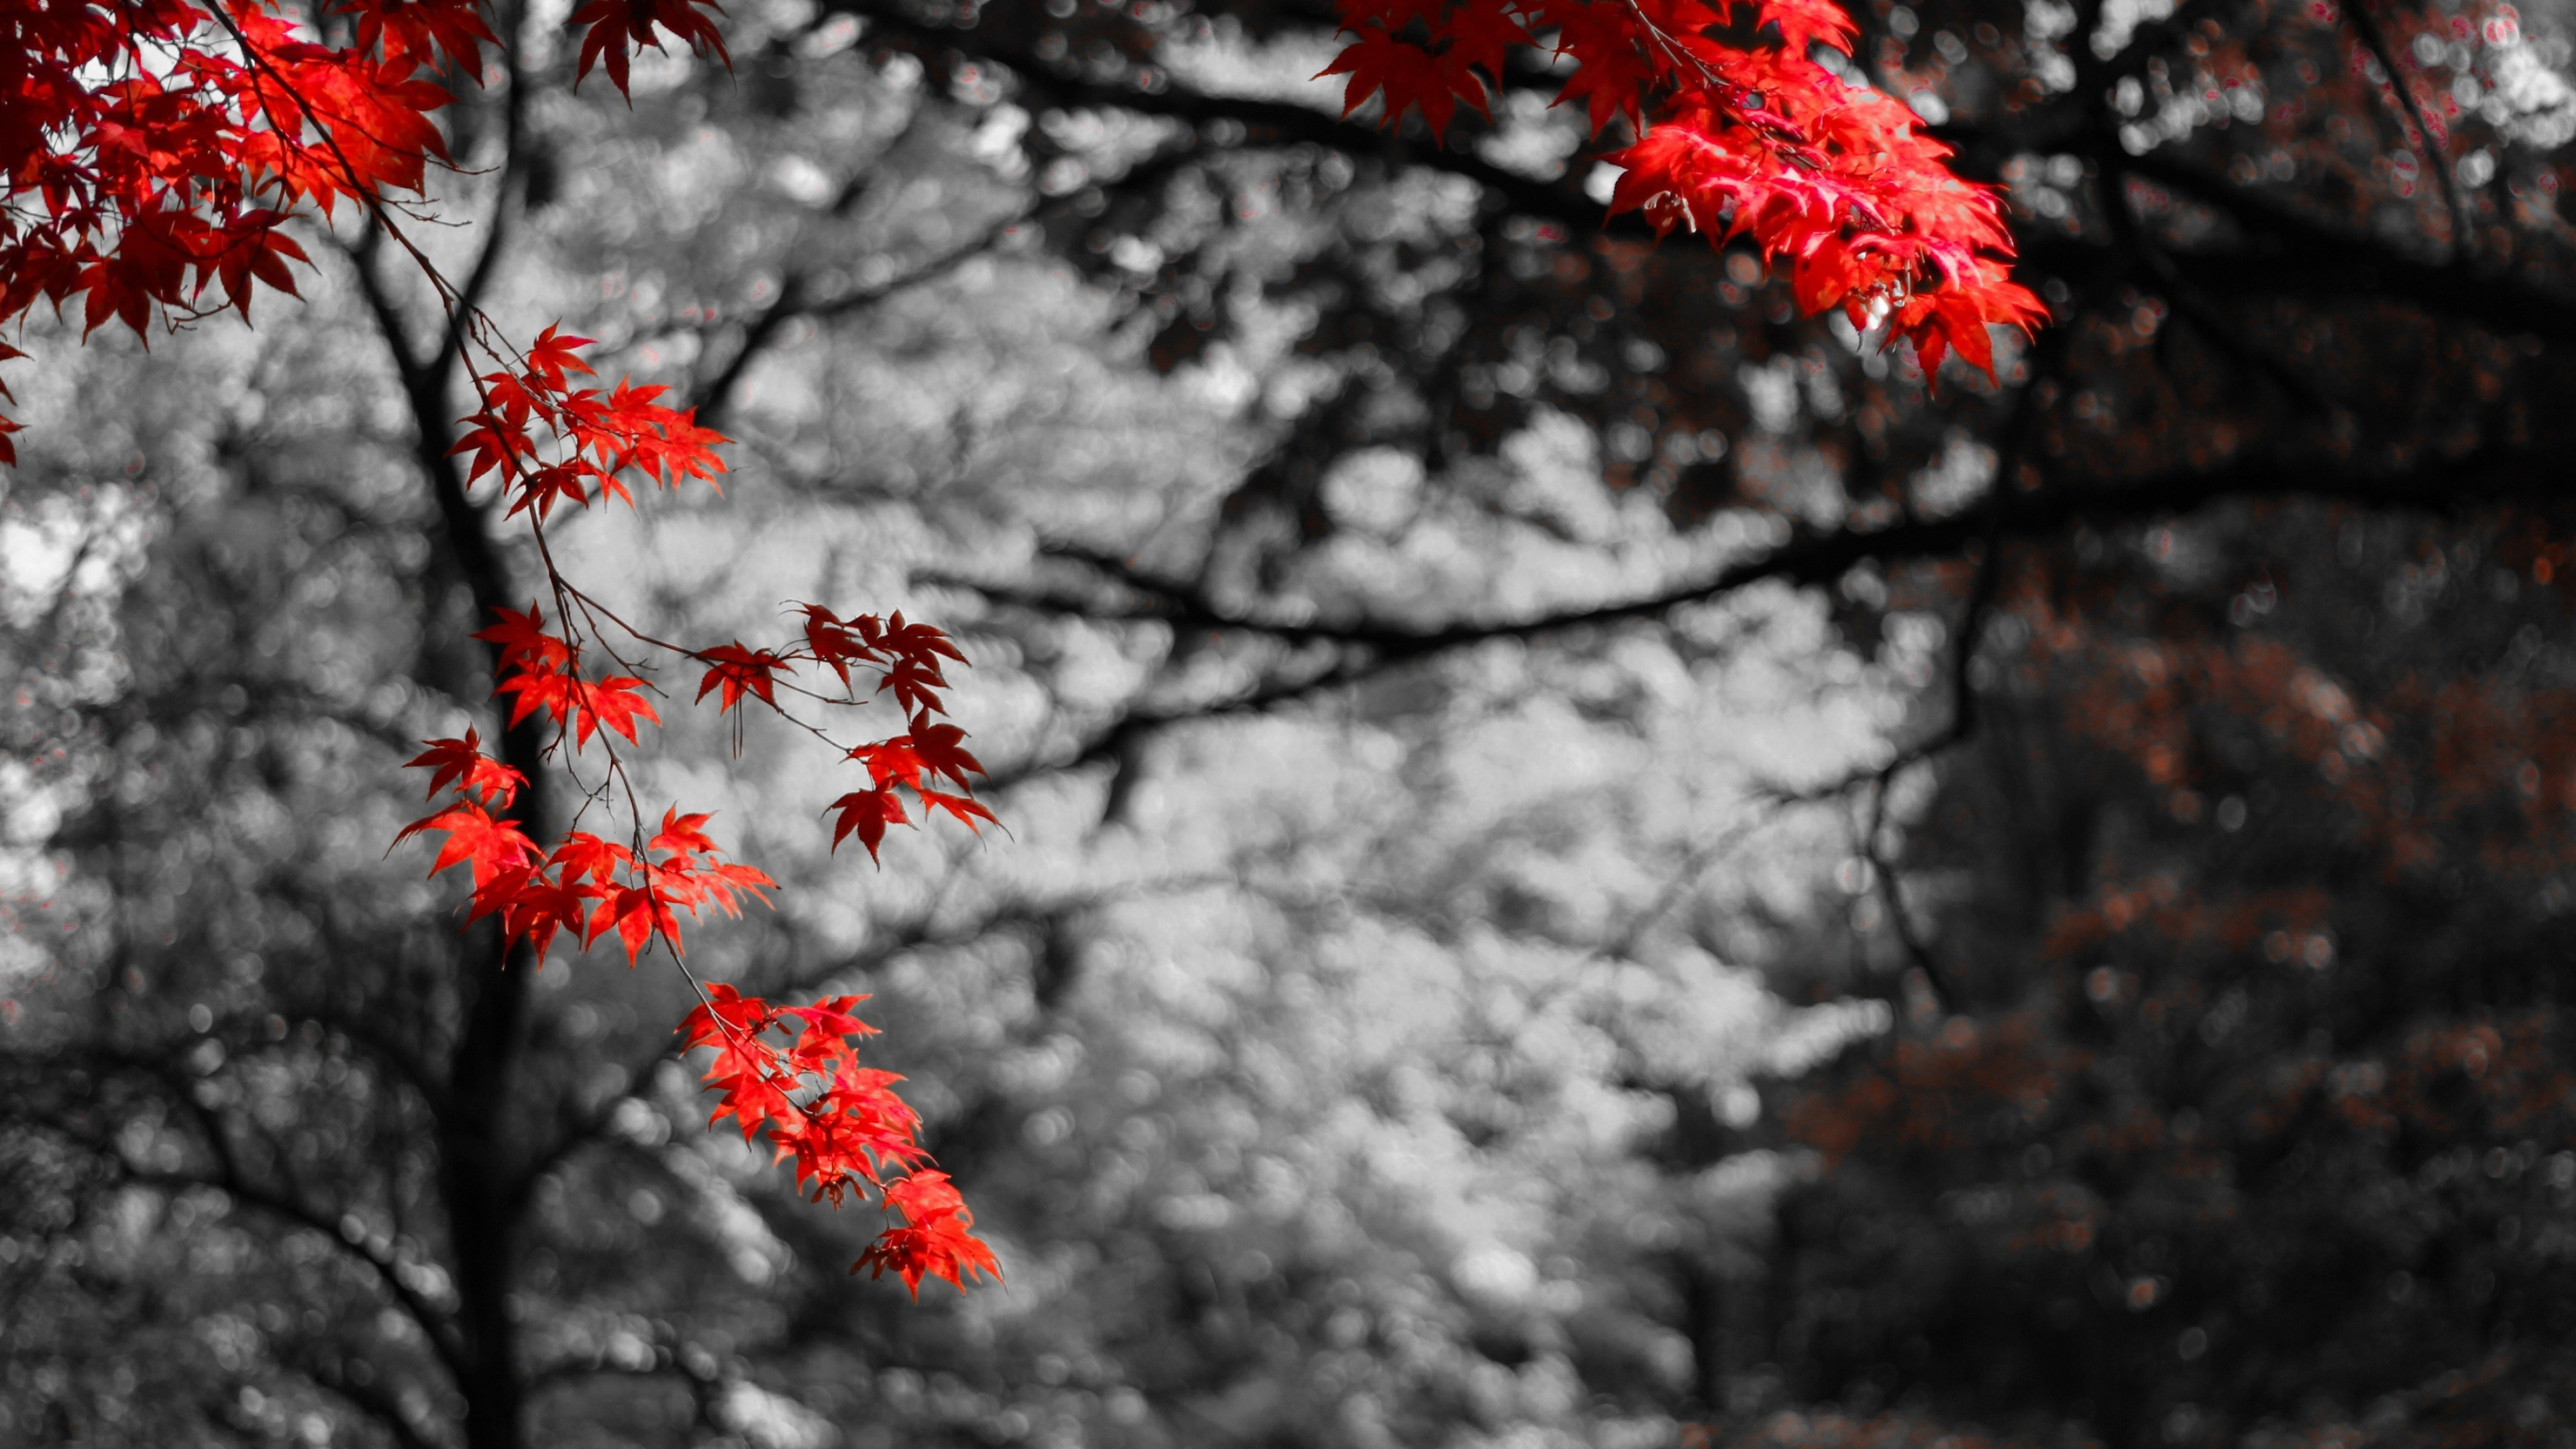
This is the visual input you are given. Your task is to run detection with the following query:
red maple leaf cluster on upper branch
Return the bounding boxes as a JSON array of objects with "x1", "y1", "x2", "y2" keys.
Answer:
[
  {"x1": 0, "y1": 0, "x2": 725, "y2": 460},
  {"x1": 1320, "y1": 0, "x2": 2047, "y2": 377}
]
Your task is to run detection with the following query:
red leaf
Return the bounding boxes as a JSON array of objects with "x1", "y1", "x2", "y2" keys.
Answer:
[
  {"x1": 405, "y1": 729, "x2": 525, "y2": 808},
  {"x1": 506, "y1": 462, "x2": 596, "y2": 521},
  {"x1": 472, "y1": 865, "x2": 596, "y2": 967},
  {"x1": 576, "y1": 675, "x2": 662, "y2": 747},
  {"x1": 1760, "y1": 0, "x2": 1862, "y2": 55},
  {"x1": 395, "y1": 801, "x2": 539, "y2": 886},
  {"x1": 695, "y1": 859, "x2": 777, "y2": 918},
  {"x1": 592, "y1": 875, "x2": 686, "y2": 963},
  {"x1": 492, "y1": 663, "x2": 661, "y2": 749},
  {"x1": 569, "y1": 0, "x2": 733, "y2": 97},
  {"x1": 877, "y1": 657, "x2": 949, "y2": 719},
  {"x1": 695, "y1": 642, "x2": 786, "y2": 714},
  {"x1": 473, "y1": 604, "x2": 575, "y2": 674},
  {"x1": 796, "y1": 603, "x2": 883, "y2": 688},
  {"x1": 826, "y1": 786, "x2": 908, "y2": 863},
  {"x1": 522, "y1": 323, "x2": 596, "y2": 392},
  {"x1": 847, "y1": 737, "x2": 924, "y2": 793},
  {"x1": 551, "y1": 831, "x2": 634, "y2": 885},
  {"x1": 1318, "y1": 0, "x2": 1527, "y2": 136},
  {"x1": 855, "y1": 1169, "x2": 1002, "y2": 1297},
  {"x1": 1529, "y1": 0, "x2": 1655, "y2": 133},
  {"x1": 879, "y1": 614, "x2": 968, "y2": 669},
  {"x1": 678, "y1": 981, "x2": 770, "y2": 1051},
  {"x1": 918, "y1": 789, "x2": 998, "y2": 838},
  {"x1": 648, "y1": 808, "x2": 718, "y2": 859},
  {"x1": 906, "y1": 719, "x2": 986, "y2": 792}
]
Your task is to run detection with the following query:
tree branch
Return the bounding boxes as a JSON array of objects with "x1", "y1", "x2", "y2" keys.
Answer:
[
  {"x1": 833, "y1": 0, "x2": 1629, "y2": 235},
  {"x1": 117, "y1": 1150, "x2": 471, "y2": 1389},
  {"x1": 970, "y1": 439, "x2": 2561, "y2": 663},
  {"x1": 2343, "y1": 0, "x2": 2469, "y2": 259},
  {"x1": 960, "y1": 438, "x2": 2558, "y2": 799},
  {"x1": 2112, "y1": 150, "x2": 2576, "y2": 341}
]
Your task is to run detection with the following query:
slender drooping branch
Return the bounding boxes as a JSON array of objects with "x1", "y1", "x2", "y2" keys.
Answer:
[{"x1": 2343, "y1": 0, "x2": 2472, "y2": 259}]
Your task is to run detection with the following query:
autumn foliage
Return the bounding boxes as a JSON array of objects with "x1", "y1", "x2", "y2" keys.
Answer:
[
  {"x1": 2, "y1": 0, "x2": 2032, "y2": 1295},
  {"x1": 1322, "y1": 0, "x2": 2045, "y2": 376},
  {"x1": 1, "y1": 0, "x2": 1005, "y2": 1293}
]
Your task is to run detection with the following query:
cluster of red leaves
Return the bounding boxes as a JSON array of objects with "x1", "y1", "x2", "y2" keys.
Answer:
[
  {"x1": 680, "y1": 985, "x2": 1001, "y2": 1296},
  {"x1": 1320, "y1": 0, "x2": 2045, "y2": 378},
  {"x1": 397, "y1": 738, "x2": 776, "y2": 967},
  {"x1": 453, "y1": 325, "x2": 729, "y2": 520},
  {"x1": 398, "y1": 594, "x2": 1002, "y2": 1289},
  {"x1": 811, "y1": 608, "x2": 998, "y2": 861},
  {"x1": 400, "y1": 598, "x2": 994, "y2": 965},
  {"x1": 10, "y1": 0, "x2": 2051, "y2": 1306},
  {"x1": 0, "y1": 0, "x2": 1000, "y2": 1287},
  {"x1": 0, "y1": 0, "x2": 727, "y2": 461}
]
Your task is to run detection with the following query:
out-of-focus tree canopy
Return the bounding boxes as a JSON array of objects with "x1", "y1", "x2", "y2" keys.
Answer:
[{"x1": 7, "y1": 0, "x2": 2576, "y2": 1446}]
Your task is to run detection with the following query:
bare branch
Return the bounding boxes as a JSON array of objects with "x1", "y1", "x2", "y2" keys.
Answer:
[{"x1": 969, "y1": 440, "x2": 2561, "y2": 667}]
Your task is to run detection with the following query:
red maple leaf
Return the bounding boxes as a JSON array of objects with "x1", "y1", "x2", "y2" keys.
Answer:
[
  {"x1": 591, "y1": 873, "x2": 687, "y2": 963},
  {"x1": 1320, "y1": 0, "x2": 1527, "y2": 134},
  {"x1": 826, "y1": 786, "x2": 908, "y2": 863},
  {"x1": 395, "y1": 800, "x2": 539, "y2": 887},
  {"x1": 491, "y1": 870, "x2": 596, "y2": 966},
  {"x1": 677, "y1": 981, "x2": 771, "y2": 1052},
  {"x1": 551, "y1": 831, "x2": 634, "y2": 885},
  {"x1": 574, "y1": 675, "x2": 662, "y2": 747},
  {"x1": 405, "y1": 729, "x2": 525, "y2": 808},
  {"x1": 877, "y1": 657, "x2": 949, "y2": 719},
  {"x1": 906, "y1": 719, "x2": 986, "y2": 792},
  {"x1": 796, "y1": 603, "x2": 884, "y2": 687},
  {"x1": 647, "y1": 808, "x2": 718, "y2": 858},
  {"x1": 855, "y1": 1169, "x2": 1002, "y2": 1297},
  {"x1": 472, "y1": 604, "x2": 574, "y2": 674},
  {"x1": 848, "y1": 737, "x2": 924, "y2": 793},
  {"x1": 569, "y1": 0, "x2": 732, "y2": 97},
  {"x1": 521, "y1": 323, "x2": 596, "y2": 392},
  {"x1": 918, "y1": 789, "x2": 998, "y2": 838},
  {"x1": 695, "y1": 643, "x2": 786, "y2": 714}
]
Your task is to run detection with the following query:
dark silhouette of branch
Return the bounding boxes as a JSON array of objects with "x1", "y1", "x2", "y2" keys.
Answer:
[
  {"x1": 2107, "y1": 150, "x2": 2576, "y2": 341},
  {"x1": 831, "y1": 0, "x2": 1629, "y2": 235},
  {"x1": 292, "y1": 1347, "x2": 447, "y2": 1449},
  {"x1": 969, "y1": 440, "x2": 2562, "y2": 663},
  {"x1": 114, "y1": 1155, "x2": 468, "y2": 1389},
  {"x1": 440, "y1": 0, "x2": 534, "y2": 365},
  {"x1": 1862, "y1": 766, "x2": 1960, "y2": 1009},
  {"x1": 694, "y1": 213, "x2": 1026, "y2": 431},
  {"x1": 959, "y1": 432, "x2": 2562, "y2": 816},
  {"x1": 2092, "y1": 146, "x2": 2341, "y2": 420},
  {"x1": 2343, "y1": 0, "x2": 2470, "y2": 259},
  {"x1": 688, "y1": 109, "x2": 926, "y2": 428},
  {"x1": 343, "y1": 60, "x2": 553, "y2": 1449}
]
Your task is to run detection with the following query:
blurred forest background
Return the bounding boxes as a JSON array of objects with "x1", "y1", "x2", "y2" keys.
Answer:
[{"x1": 6, "y1": 0, "x2": 2576, "y2": 1446}]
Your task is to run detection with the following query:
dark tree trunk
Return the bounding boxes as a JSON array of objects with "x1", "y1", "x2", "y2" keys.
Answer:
[{"x1": 379, "y1": 249, "x2": 543, "y2": 1449}]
